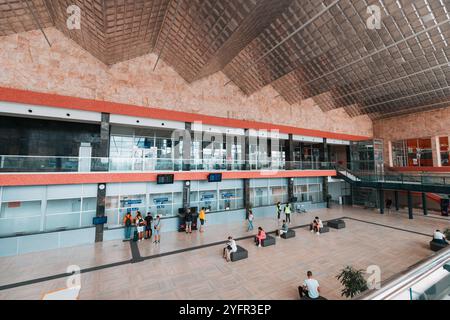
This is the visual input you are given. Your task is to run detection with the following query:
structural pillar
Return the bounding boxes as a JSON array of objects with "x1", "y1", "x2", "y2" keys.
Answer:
[
  {"x1": 95, "y1": 183, "x2": 106, "y2": 242},
  {"x1": 431, "y1": 136, "x2": 442, "y2": 167},
  {"x1": 422, "y1": 192, "x2": 428, "y2": 216},
  {"x1": 323, "y1": 176, "x2": 330, "y2": 208},
  {"x1": 99, "y1": 113, "x2": 110, "y2": 159},
  {"x1": 285, "y1": 134, "x2": 294, "y2": 170},
  {"x1": 288, "y1": 177, "x2": 294, "y2": 203},
  {"x1": 183, "y1": 122, "x2": 192, "y2": 171},
  {"x1": 379, "y1": 189, "x2": 384, "y2": 214},
  {"x1": 394, "y1": 190, "x2": 399, "y2": 211},
  {"x1": 407, "y1": 190, "x2": 413, "y2": 219},
  {"x1": 182, "y1": 180, "x2": 191, "y2": 210},
  {"x1": 243, "y1": 129, "x2": 250, "y2": 170},
  {"x1": 243, "y1": 179, "x2": 250, "y2": 217}
]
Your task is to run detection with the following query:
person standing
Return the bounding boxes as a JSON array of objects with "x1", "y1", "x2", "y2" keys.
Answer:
[
  {"x1": 185, "y1": 208, "x2": 193, "y2": 234},
  {"x1": 144, "y1": 212, "x2": 153, "y2": 240},
  {"x1": 122, "y1": 212, "x2": 133, "y2": 240},
  {"x1": 153, "y1": 215, "x2": 162, "y2": 244},
  {"x1": 199, "y1": 207, "x2": 206, "y2": 232},
  {"x1": 284, "y1": 203, "x2": 292, "y2": 224},
  {"x1": 247, "y1": 209, "x2": 254, "y2": 232},
  {"x1": 276, "y1": 202, "x2": 282, "y2": 222},
  {"x1": 135, "y1": 211, "x2": 145, "y2": 242}
]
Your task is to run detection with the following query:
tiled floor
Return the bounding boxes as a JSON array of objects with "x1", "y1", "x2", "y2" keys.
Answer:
[{"x1": 0, "y1": 205, "x2": 449, "y2": 300}]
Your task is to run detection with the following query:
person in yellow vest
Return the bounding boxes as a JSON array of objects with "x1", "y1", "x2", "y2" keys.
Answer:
[
  {"x1": 199, "y1": 207, "x2": 206, "y2": 232},
  {"x1": 284, "y1": 203, "x2": 292, "y2": 224}
]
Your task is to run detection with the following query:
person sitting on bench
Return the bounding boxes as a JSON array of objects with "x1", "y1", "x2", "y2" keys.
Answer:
[
  {"x1": 310, "y1": 217, "x2": 323, "y2": 235},
  {"x1": 433, "y1": 229, "x2": 448, "y2": 245},
  {"x1": 255, "y1": 227, "x2": 266, "y2": 247},
  {"x1": 223, "y1": 236, "x2": 237, "y2": 262},
  {"x1": 277, "y1": 220, "x2": 288, "y2": 237},
  {"x1": 299, "y1": 271, "x2": 321, "y2": 299}
]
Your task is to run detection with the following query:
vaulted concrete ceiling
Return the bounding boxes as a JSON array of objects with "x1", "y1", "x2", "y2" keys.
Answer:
[{"x1": 0, "y1": 0, "x2": 449, "y2": 120}]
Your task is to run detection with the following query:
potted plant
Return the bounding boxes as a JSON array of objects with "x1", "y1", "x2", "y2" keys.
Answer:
[{"x1": 336, "y1": 266, "x2": 368, "y2": 298}]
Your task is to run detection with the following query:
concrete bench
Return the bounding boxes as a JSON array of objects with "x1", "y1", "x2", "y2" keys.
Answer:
[
  {"x1": 260, "y1": 235, "x2": 276, "y2": 247},
  {"x1": 230, "y1": 245, "x2": 248, "y2": 262},
  {"x1": 281, "y1": 229, "x2": 296, "y2": 239},
  {"x1": 319, "y1": 226, "x2": 329, "y2": 233},
  {"x1": 328, "y1": 219, "x2": 346, "y2": 229},
  {"x1": 430, "y1": 240, "x2": 448, "y2": 252}
]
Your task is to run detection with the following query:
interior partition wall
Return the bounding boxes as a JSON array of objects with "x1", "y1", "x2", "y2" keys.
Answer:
[{"x1": 391, "y1": 137, "x2": 434, "y2": 167}]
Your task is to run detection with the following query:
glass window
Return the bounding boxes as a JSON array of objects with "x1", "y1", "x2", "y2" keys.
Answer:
[
  {"x1": 199, "y1": 190, "x2": 217, "y2": 212},
  {"x1": 440, "y1": 136, "x2": 449, "y2": 166},
  {"x1": 149, "y1": 193, "x2": 173, "y2": 217},
  {"x1": 250, "y1": 187, "x2": 268, "y2": 207},
  {"x1": 46, "y1": 198, "x2": 81, "y2": 214},
  {"x1": 0, "y1": 201, "x2": 42, "y2": 236}
]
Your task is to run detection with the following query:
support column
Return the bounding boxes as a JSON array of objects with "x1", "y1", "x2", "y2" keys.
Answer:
[
  {"x1": 422, "y1": 192, "x2": 428, "y2": 216},
  {"x1": 226, "y1": 134, "x2": 233, "y2": 171},
  {"x1": 407, "y1": 190, "x2": 413, "y2": 219},
  {"x1": 285, "y1": 134, "x2": 294, "y2": 170},
  {"x1": 323, "y1": 176, "x2": 330, "y2": 208},
  {"x1": 394, "y1": 190, "x2": 399, "y2": 211},
  {"x1": 322, "y1": 138, "x2": 329, "y2": 168},
  {"x1": 288, "y1": 177, "x2": 294, "y2": 203},
  {"x1": 95, "y1": 183, "x2": 106, "y2": 242},
  {"x1": 379, "y1": 189, "x2": 384, "y2": 214},
  {"x1": 183, "y1": 122, "x2": 192, "y2": 171},
  {"x1": 99, "y1": 113, "x2": 110, "y2": 157},
  {"x1": 243, "y1": 179, "x2": 250, "y2": 217},
  {"x1": 182, "y1": 180, "x2": 191, "y2": 210},
  {"x1": 431, "y1": 136, "x2": 441, "y2": 167},
  {"x1": 243, "y1": 129, "x2": 250, "y2": 170}
]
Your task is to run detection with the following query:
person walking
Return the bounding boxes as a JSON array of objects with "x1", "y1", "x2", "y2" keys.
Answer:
[
  {"x1": 284, "y1": 203, "x2": 292, "y2": 224},
  {"x1": 247, "y1": 209, "x2": 254, "y2": 232},
  {"x1": 122, "y1": 212, "x2": 133, "y2": 240},
  {"x1": 153, "y1": 215, "x2": 162, "y2": 244},
  {"x1": 199, "y1": 207, "x2": 206, "y2": 232}
]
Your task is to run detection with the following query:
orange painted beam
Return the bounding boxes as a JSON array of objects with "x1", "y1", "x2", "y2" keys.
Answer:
[
  {"x1": 0, "y1": 86, "x2": 370, "y2": 141},
  {"x1": 0, "y1": 170, "x2": 336, "y2": 187}
]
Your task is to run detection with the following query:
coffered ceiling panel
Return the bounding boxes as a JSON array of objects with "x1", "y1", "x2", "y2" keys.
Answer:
[{"x1": 1, "y1": 0, "x2": 449, "y2": 119}]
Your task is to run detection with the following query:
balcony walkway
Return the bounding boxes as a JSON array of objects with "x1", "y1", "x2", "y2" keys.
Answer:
[{"x1": 0, "y1": 206, "x2": 449, "y2": 300}]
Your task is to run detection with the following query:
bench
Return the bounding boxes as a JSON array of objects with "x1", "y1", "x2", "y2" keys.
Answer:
[
  {"x1": 258, "y1": 235, "x2": 276, "y2": 247},
  {"x1": 230, "y1": 245, "x2": 248, "y2": 262},
  {"x1": 328, "y1": 219, "x2": 346, "y2": 229},
  {"x1": 319, "y1": 226, "x2": 329, "y2": 233},
  {"x1": 281, "y1": 229, "x2": 296, "y2": 239},
  {"x1": 430, "y1": 240, "x2": 448, "y2": 252}
]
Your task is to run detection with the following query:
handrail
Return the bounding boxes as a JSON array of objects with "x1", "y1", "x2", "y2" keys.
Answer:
[{"x1": 356, "y1": 246, "x2": 450, "y2": 300}]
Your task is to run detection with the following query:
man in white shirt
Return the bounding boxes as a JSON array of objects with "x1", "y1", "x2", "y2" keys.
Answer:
[
  {"x1": 299, "y1": 271, "x2": 320, "y2": 299},
  {"x1": 433, "y1": 229, "x2": 448, "y2": 244}
]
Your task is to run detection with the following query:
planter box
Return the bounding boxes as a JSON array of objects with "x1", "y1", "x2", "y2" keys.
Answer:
[
  {"x1": 328, "y1": 219, "x2": 346, "y2": 229},
  {"x1": 281, "y1": 229, "x2": 296, "y2": 239}
]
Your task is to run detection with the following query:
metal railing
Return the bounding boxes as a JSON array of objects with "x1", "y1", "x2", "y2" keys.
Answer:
[
  {"x1": 357, "y1": 246, "x2": 450, "y2": 300},
  {"x1": 0, "y1": 155, "x2": 336, "y2": 173},
  {"x1": 336, "y1": 165, "x2": 450, "y2": 187}
]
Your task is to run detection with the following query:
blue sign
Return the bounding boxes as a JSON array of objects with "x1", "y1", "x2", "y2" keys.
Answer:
[
  {"x1": 93, "y1": 216, "x2": 107, "y2": 225},
  {"x1": 201, "y1": 194, "x2": 215, "y2": 201},
  {"x1": 153, "y1": 197, "x2": 169, "y2": 209},
  {"x1": 121, "y1": 199, "x2": 142, "y2": 206},
  {"x1": 221, "y1": 192, "x2": 234, "y2": 199},
  {"x1": 126, "y1": 207, "x2": 140, "y2": 213}
]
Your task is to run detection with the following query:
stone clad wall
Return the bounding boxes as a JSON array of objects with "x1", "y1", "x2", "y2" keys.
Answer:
[
  {"x1": 0, "y1": 28, "x2": 372, "y2": 137},
  {"x1": 373, "y1": 107, "x2": 450, "y2": 166}
]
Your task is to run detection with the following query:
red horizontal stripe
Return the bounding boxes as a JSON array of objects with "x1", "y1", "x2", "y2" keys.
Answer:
[
  {"x1": 0, "y1": 87, "x2": 370, "y2": 141},
  {"x1": 0, "y1": 170, "x2": 336, "y2": 186},
  {"x1": 389, "y1": 166, "x2": 450, "y2": 173}
]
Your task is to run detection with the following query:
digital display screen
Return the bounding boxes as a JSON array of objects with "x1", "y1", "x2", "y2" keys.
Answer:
[
  {"x1": 208, "y1": 173, "x2": 222, "y2": 182},
  {"x1": 93, "y1": 216, "x2": 107, "y2": 225},
  {"x1": 157, "y1": 174, "x2": 174, "y2": 184}
]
